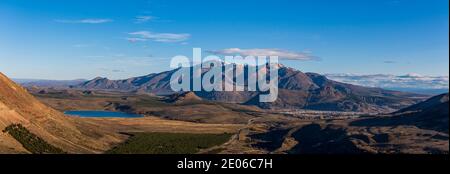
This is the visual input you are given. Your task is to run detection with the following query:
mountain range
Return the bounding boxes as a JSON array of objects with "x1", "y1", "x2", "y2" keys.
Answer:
[
  {"x1": 1, "y1": 71, "x2": 448, "y2": 154},
  {"x1": 14, "y1": 79, "x2": 87, "y2": 88},
  {"x1": 73, "y1": 64, "x2": 426, "y2": 113},
  {"x1": 325, "y1": 73, "x2": 449, "y2": 94}
]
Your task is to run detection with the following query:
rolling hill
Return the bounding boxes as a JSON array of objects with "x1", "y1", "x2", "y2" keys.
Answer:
[{"x1": 351, "y1": 93, "x2": 449, "y2": 133}]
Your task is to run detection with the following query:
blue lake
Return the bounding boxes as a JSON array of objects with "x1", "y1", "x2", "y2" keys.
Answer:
[{"x1": 64, "y1": 111, "x2": 143, "y2": 118}]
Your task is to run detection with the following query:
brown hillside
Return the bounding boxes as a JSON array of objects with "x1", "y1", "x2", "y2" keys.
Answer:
[
  {"x1": 0, "y1": 72, "x2": 121, "y2": 153},
  {"x1": 165, "y1": 91, "x2": 203, "y2": 104}
]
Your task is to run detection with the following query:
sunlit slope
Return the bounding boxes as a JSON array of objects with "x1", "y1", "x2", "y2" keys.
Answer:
[{"x1": 0, "y1": 72, "x2": 121, "y2": 153}]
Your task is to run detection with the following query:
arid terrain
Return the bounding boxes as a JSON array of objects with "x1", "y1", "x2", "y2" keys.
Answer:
[
  {"x1": 0, "y1": 73, "x2": 242, "y2": 154},
  {"x1": 25, "y1": 86, "x2": 450, "y2": 154},
  {"x1": 1, "y1": 63, "x2": 449, "y2": 154}
]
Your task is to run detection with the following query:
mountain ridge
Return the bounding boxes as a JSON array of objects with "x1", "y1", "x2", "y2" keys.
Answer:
[{"x1": 73, "y1": 64, "x2": 426, "y2": 112}]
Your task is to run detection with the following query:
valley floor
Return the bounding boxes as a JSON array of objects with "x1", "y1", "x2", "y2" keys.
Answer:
[{"x1": 23, "y1": 88, "x2": 449, "y2": 154}]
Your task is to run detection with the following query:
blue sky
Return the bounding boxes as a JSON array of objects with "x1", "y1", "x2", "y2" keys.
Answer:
[{"x1": 0, "y1": 0, "x2": 448, "y2": 80}]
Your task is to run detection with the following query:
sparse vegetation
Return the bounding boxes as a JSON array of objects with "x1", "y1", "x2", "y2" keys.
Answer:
[
  {"x1": 135, "y1": 96, "x2": 171, "y2": 107},
  {"x1": 106, "y1": 132, "x2": 232, "y2": 154},
  {"x1": 3, "y1": 124, "x2": 65, "y2": 154}
]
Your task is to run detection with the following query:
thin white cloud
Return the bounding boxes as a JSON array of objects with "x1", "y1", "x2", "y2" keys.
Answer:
[
  {"x1": 207, "y1": 48, "x2": 319, "y2": 60},
  {"x1": 325, "y1": 73, "x2": 449, "y2": 89},
  {"x1": 127, "y1": 38, "x2": 148, "y2": 43},
  {"x1": 55, "y1": 18, "x2": 113, "y2": 24},
  {"x1": 134, "y1": 16, "x2": 155, "y2": 23},
  {"x1": 128, "y1": 31, "x2": 190, "y2": 43}
]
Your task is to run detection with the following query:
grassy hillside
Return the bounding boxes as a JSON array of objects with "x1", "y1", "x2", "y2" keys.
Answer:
[{"x1": 3, "y1": 124, "x2": 65, "y2": 154}]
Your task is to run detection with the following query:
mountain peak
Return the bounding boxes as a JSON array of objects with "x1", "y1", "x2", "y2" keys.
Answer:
[
  {"x1": 164, "y1": 91, "x2": 202, "y2": 104},
  {"x1": 92, "y1": 76, "x2": 109, "y2": 81},
  {"x1": 74, "y1": 64, "x2": 423, "y2": 112}
]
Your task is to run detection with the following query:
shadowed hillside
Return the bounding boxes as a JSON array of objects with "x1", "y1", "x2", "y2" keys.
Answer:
[{"x1": 351, "y1": 93, "x2": 449, "y2": 133}]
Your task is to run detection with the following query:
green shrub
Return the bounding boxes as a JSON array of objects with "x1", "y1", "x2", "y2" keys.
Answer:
[
  {"x1": 3, "y1": 124, "x2": 65, "y2": 154},
  {"x1": 106, "y1": 132, "x2": 232, "y2": 154}
]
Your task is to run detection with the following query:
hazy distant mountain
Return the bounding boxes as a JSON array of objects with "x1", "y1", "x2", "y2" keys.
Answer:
[
  {"x1": 74, "y1": 64, "x2": 426, "y2": 113},
  {"x1": 13, "y1": 78, "x2": 87, "y2": 88},
  {"x1": 385, "y1": 87, "x2": 449, "y2": 95},
  {"x1": 325, "y1": 73, "x2": 449, "y2": 95}
]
